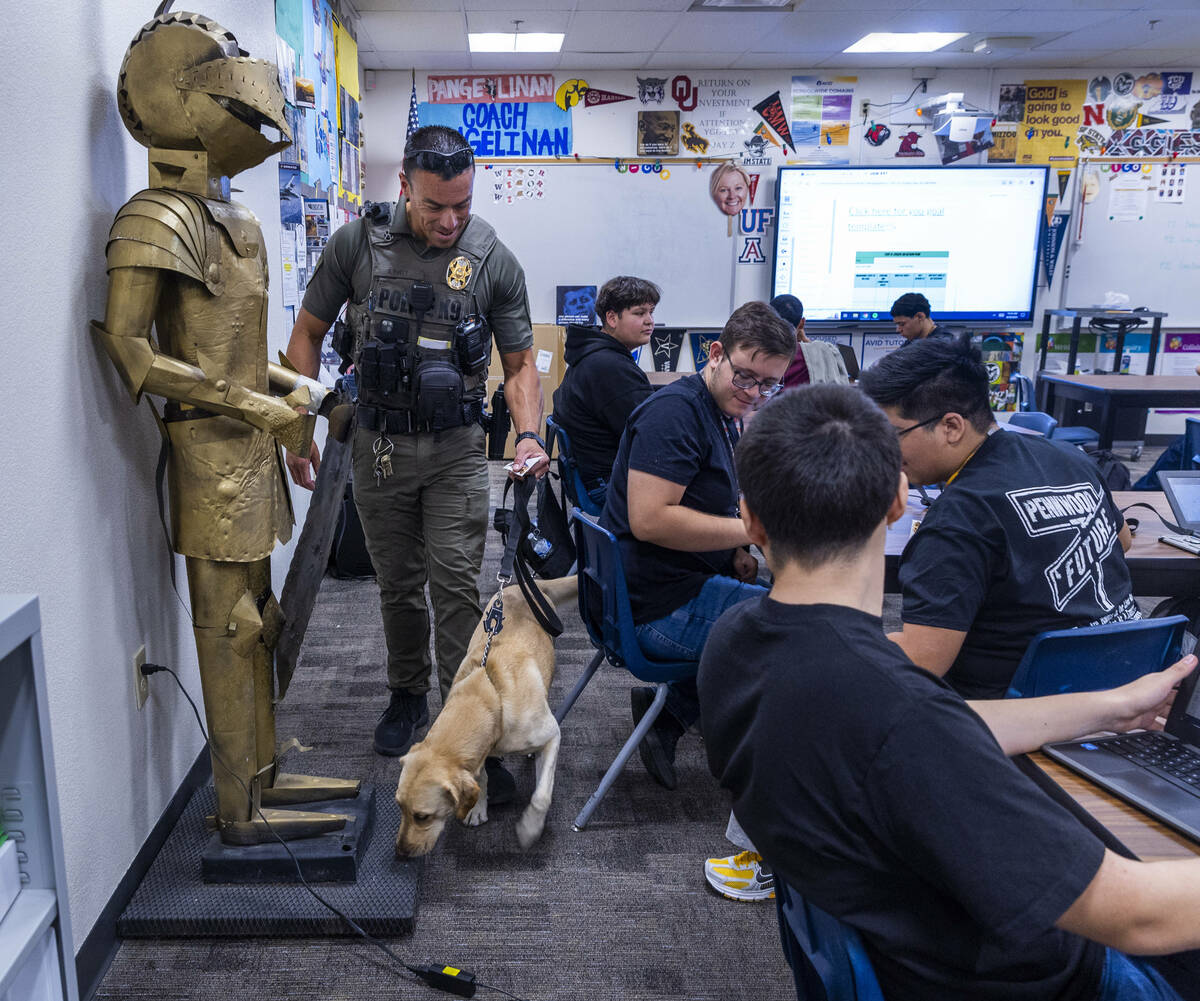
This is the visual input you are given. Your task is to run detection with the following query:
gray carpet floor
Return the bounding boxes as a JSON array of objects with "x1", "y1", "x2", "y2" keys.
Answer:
[{"x1": 95, "y1": 442, "x2": 1167, "y2": 1001}]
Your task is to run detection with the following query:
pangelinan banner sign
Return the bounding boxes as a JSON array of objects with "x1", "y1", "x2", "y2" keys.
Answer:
[
  {"x1": 418, "y1": 101, "x2": 572, "y2": 157},
  {"x1": 427, "y1": 74, "x2": 557, "y2": 104}
]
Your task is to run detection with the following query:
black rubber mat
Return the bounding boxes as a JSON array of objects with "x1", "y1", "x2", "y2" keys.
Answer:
[{"x1": 118, "y1": 783, "x2": 421, "y2": 937}]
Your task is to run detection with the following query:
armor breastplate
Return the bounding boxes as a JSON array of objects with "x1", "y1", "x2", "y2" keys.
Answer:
[
  {"x1": 347, "y1": 212, "x2": 496, "y2": 411},
  {"x1": 107, "y1": 189, "x2": 292, "y2": 561}
]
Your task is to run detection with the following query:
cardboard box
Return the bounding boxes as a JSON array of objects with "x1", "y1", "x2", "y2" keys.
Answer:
[
  {"x1": 489, "y1": 324, "x2": 564, "y2": 384},
  {"x1": 484, "y1": 324, "x2": 566, "y2": 459}
]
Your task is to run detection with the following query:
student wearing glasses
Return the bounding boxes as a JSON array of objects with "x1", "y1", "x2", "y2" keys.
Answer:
[
  {"x1": 284, "y1": 126, "x2": 547, "y2": 801},
  {"x1": 858, "y1": 337, "x2": 1137, "y2": 700},
  {"x1": 599, "y1": 301, "x2": 795, "y2": 789}
]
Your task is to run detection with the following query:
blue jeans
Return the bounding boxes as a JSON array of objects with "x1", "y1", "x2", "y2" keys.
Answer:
[
  {"x1": 635, "y1": 574, "x2": 766, "y2": 728},
  {"x1": 1098, "y1": 950, "x2": 1185, "y2": 1001}
]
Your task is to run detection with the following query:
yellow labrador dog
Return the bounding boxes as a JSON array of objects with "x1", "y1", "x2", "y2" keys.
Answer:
[{"x1": 394, "y1": 575, "x2": 577, "y2": 857}]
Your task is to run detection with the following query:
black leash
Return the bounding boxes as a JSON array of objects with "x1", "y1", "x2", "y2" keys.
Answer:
[{"x1": 488, "y1": 476, "x2": 564, "y2": 643}]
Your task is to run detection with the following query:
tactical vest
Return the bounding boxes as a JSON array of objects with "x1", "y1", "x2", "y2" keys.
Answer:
[{"x1": 347, "y1": 208, "x2": 496, "y2": 432}]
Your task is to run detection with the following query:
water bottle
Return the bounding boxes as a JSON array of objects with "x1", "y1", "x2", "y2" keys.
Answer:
[{"x1": 524, "y1": 527, "x2": 553, "y2": 570}]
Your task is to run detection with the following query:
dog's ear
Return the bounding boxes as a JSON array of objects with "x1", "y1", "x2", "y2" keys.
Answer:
[{"x1": 445, "y1": 769, "x2": 480, "y2": 822}]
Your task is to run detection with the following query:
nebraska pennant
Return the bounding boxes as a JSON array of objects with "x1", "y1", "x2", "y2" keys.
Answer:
[
  {"x1": 753, "y1": 91, "x2": 795, "y2": 152},
  {"x1": 584, "y1": 88, "x2": 634, "y2": 108}
]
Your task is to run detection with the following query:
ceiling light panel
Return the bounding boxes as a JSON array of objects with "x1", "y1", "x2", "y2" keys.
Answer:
[{"x1": 844, "y1": 31, "x2": 967, "y2": 53}]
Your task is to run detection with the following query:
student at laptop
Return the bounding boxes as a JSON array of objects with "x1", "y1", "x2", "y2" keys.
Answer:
[
  {"x1": 700, "y1": 384, "x2": 1200, "y2": 1001},
  {"x1": 858, "y1": 337, "x2": 1139, "y2": 699}
]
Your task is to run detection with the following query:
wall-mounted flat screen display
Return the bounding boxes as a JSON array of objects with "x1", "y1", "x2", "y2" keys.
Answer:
[{"x1": 772, "y1": 165, "x2": 1049, "y2": 322}]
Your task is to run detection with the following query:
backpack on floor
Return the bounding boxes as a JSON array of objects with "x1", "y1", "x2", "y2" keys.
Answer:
[
  {"x1": 328, "y1": 473, "x2": 375, "y2": 579},
  {"x1": 1088, "y1": 449, "x2": 1133, "y2": 492}
]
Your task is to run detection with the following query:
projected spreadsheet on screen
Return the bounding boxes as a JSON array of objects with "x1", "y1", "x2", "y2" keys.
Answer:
[{"x1": 773, "y1": 166, "x2": 1047, "y2": 322}]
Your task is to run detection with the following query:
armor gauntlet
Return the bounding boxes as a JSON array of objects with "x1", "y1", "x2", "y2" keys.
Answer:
[{"x1": 90, "y1": 321, "x2": 316, "y2": 456}]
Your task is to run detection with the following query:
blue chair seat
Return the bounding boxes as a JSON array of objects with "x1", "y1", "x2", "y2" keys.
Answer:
[
  {"x1": 554, "y1": 508, "x2": 697, "y2": 830},
  {"x1": 1006, "y1": 615, "x2": 1187, "y2": 698},
  {"x1": 776, "y1": 878, "x2": 885, "y2": 1001},
  {"x1": 1007, "y1": 411, "x2": 1057, "y2": 437}
]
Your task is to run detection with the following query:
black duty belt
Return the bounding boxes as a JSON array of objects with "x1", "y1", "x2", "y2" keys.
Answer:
[{"x1": 357, "y1": 400, "x2": 484, "y2": 435}]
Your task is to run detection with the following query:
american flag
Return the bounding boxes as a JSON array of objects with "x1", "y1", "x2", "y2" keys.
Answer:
[{"x1": 406, "y1": 71, "x2": 420, "y2": 139}]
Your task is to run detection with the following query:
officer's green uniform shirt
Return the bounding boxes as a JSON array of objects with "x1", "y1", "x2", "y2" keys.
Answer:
[{"x1": 300, "y1": 196, "x2": 534, "y2": 356}]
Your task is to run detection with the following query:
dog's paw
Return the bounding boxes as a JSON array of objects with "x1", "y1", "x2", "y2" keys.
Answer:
[
  {"x1": 462, "y1": 800, "x2": 488, "y2": 827},
  {"x1": 515, "y1": 809, "x2": 546, "y2": 849}
]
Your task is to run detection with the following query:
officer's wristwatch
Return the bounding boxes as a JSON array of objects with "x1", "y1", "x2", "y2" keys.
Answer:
[{"x1": 515, "y1": 431, "x2": 546, "y2": 450}]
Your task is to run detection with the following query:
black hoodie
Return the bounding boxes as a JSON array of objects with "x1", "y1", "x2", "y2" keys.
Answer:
[{"x1": 551, "y1": 324, "x2": 653, "y2": 487}]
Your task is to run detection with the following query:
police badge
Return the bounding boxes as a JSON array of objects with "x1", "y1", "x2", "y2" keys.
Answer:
[{"x1": 446, "y1": 255, "x2": 472, "y2": 290}]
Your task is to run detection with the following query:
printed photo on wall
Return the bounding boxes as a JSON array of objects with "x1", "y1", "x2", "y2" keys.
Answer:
[
  {"x1": 638, "y1": 110, "x2": 679, "y2": 156},
  {"x1": 709, "y1": 162, "x2": 751, "y2": 217},
  {"x1": 556, "y1": 285, "x2": 598, "y2": 326},
  {"x1": 295, "y1": 76, "x2": 316, "y2": 109}
]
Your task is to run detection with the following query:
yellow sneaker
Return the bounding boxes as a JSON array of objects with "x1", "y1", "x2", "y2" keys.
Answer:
[{"x1": 703, "y1": 850, "x2": 775, "y2": 902}]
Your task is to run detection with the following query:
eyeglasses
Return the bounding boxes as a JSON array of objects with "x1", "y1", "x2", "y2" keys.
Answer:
[
  {"x1": 725, "y1": 358, "x2": 784, "y2": 397},
  {"x1": 404, "y1": 148, "x2": 475, "y2": 173},
  {"x1": 895, "y1": 413, "x2": 945, "y2": 437}
]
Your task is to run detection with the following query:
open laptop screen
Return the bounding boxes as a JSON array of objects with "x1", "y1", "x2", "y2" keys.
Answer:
[{"x1": 1157, "y1": 470, "x2": 1200, "y2": 533}]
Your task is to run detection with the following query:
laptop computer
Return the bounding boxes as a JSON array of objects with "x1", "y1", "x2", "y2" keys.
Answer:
[
  {"x1": 1155, "y1": 469, "x2": 1200, "y2": 554},
  {"x1": 1043, "y1": 663, "x2": 1200, "y2": 844},
  {"x1": 836, "y1": 343, "x2": 860, "y2": 381}
]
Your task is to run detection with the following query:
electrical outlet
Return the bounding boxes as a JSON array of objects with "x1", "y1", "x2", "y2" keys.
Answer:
[
  {"x1": 132, "y1": 645, "x2": 148, "y2": 710},
  {"x1": 861, "y1": 99, "x2": 870, "y2": 120}
]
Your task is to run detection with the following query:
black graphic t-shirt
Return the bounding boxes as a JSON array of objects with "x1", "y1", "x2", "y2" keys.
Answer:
[{"x1": 900, "y1": 430, "x2": 1138, "y2": 699}]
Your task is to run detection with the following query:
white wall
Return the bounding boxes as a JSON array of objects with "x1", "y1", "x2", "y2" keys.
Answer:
[{"x1": 0, "y1": 0, "x2": 306, "y2": 953}]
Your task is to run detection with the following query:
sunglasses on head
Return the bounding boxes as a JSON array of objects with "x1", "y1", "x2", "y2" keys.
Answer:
[{"x1": 405, "y1": 147, "x2": 474, "y2": 173}]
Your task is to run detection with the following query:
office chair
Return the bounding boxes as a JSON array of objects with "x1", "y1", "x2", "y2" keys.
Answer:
[
  {"x1": 1006, "y1": 616, "x2": 1188, "y2": 698},
  {"x1": 1184, "y1": 417, "x2": 1200, "y2": 470},
  {"x1": 776, "y1": 878, "x2": 885, "y2": 1001},
  {"x1": 1010, "y1": 372, "x2": 1100, "y2": 449},
  {"x1": 1007, "y1": 411, "x2": 1058, "y2": 437},
  {"x1": 556, "y1": 508, "x2": 698, "y2": 830},
  {"x1": 545, "y1": 414, "x2": 601, "y2": 517}
]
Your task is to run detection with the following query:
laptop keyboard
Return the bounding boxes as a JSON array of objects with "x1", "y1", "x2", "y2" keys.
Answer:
[
  {"x1": 1101, "y1": 732, "x2": 1200, "y2": 788},
  {"x1": 1160, "y1": 533, "x2": 1200, "y2": 555}
]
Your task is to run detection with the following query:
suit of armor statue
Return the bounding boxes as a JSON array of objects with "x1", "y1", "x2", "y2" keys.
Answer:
[{"x1": 91, "y1": 10, "x2": 359, "y2": 845}]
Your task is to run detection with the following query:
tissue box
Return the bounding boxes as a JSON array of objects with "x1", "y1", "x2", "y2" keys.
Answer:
[{"x1": 0, "y1": 838, "x2": 19, "y2": 921}]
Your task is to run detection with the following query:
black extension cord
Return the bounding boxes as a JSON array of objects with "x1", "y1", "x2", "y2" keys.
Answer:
[{"x1": 139, "y1": 661, "x2": 527, "y2": 1001}]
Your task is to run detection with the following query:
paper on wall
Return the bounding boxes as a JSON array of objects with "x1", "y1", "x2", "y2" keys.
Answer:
[{"x1": 1108, "y1": 175, "x2": 1151, "y2": 222}]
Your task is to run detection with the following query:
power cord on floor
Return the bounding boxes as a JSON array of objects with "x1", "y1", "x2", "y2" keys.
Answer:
[{"x1": 141, "y1": 661, "x2": 530, "y2": 1001}]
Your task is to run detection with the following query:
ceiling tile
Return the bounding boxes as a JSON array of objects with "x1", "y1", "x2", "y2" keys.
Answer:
[
  {"x1": 565, "y1": 52, "x2": 655, "y2": 68},
  {"x1": 464, "y1": 10, "x2": 571, "y2": 32},
  {"x1": 469, "y1": 53, "x2": 564, "y2": 70},
  {"x1": 1032, "y1": 12, "x2": 1200, "y2": 50},
  {"x1": 359, "y1": 12, "x2": 466, "y2": 50},
  {"x1": 657, "y1": 11, "x2": 789, "y2": 50},
  {"x1": 643, "y1": 51, "x2": 738, "y2": 69},
  {"x1": 368, "y1": 50, "x2": 475, "y2": 70},
  {"x1": 726, "y1": 52, "x2": 832, "y2": 68},
  {"x1": 564, "y1": 12, "x2": 680, "y2": 50},
  {"x1": 465, "y1": 0, "x2": 575, "y2": 8},
  {"x1": 983, "y1": 9, "x2": 1124, "y2": 32},
  {"x1": 753, "y1": 11, "x2": 906, "y2": 53},
  {"x1": 353, "y1": 0, "x2": 463, "y2": 9},
  {"x1": 571, "y1": 0, "x2": 691, "y2": 8}
]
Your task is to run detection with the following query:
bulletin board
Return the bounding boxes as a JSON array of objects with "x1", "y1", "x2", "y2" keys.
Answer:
[
  {"x1": 479, "y1": 161, "x2": 738, "y2": 327},
  {"x1": 1063, "y1": 160, "x2": 1200, "y2": 326}
]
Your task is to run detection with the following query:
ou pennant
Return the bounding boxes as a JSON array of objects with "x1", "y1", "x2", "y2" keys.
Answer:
[
  {"x1": 584, "y1": 88, "x2": 634, "y2": 108},
  {"x1": 753, "y1": 91, "x2": 795, "y2": 152}
]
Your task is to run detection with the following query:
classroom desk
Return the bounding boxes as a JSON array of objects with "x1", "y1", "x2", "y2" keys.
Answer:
[
  {"x1": 1037, "y1": 374, "x2": 1200, "y2": 451},
  {"x1": 647, "y1": 370, "x2": 685, "y2": 386},
  {"x1": 883, "y1": 490, "x2": 1200, "y2": 597},
  {"x1": 1026, "y1": 753, "x2": 1200, "y2": 862}
]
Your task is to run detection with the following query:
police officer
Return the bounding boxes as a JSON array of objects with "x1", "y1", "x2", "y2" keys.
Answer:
[{"x1": 284, "y1": 127, "x2": 549, "y2": 796}]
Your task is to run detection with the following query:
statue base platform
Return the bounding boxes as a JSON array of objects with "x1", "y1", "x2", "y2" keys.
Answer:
[{"x1": 118, "y1": 783, "x2": 420, "y2": 937}]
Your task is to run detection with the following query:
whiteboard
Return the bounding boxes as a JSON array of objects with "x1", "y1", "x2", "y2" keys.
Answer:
[
  {"x1": 477, "y1": 162, "x2": 737, "y2": 327},
  {"x1": 1064, "y1": 163, "x2": 1200, "y2": 326}
]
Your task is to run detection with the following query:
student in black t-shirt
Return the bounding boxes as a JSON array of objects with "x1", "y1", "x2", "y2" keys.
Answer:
[
  {"x1": 858, "y1": 337, "x2": 1138, "y2": 699},
  {"x1": 890, "y1": 292, "x2": 957, "y2": 344},
  {"x1": 551, "y1": 276, "x2": 659, "y2": 507},
  {"x1": 700, "y1": 384, "x2": 1200, "y2": 1001},
  {"x1": 600, "y1": 301, "x2": 795, "y2": 789}
]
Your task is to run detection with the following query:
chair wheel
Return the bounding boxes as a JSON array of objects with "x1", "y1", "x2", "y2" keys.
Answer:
[{"x1": 1130, "y1": 446, "x2": 1143, "y2": 461}]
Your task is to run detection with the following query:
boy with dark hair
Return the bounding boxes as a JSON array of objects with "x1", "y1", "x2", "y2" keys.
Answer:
[
  {"x1": 890, "y1": 291, "x2": 957, "y2": 344},
  {"x1": 700, "y1": 384, "x2": 1200, "y2": 1001},
  {"x1": 858, "y1": 337, "x2": 1138, "y2": 699},
  {"x1": 601, "y1": 300, "x2": 795, "y2": 789},
  {"x1": 552, "y1": 276, "x2": 660, "y2": 505}
]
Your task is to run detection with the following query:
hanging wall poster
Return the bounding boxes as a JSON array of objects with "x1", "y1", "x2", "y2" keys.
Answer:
[
  {"x1": 419, "y1": 102, "x2": 572, "y2": 157},
  {"x1": 638, "y1": 110, "x2": 679, "y2": 156},
  {"x1": 1016, "y1": 79, "x2": 1086, "y2": 165},
  {"x1": 556, "y1": 286, "x2": 597, "y2": 326},
  {"x1": 791, "y1": 76, "x2": 856, "y2": 149}
]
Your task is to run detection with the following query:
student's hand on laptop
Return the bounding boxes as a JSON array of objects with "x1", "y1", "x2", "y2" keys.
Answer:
[{"x1": 1105, "y1": 654, "x2": 1197, "y2": 734}]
